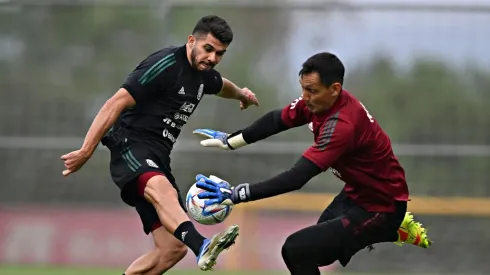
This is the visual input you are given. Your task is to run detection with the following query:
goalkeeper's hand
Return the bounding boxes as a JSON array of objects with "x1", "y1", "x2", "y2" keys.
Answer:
[
  {"x1": 195, "y1": 174, "x2": 250, "y2": 206},
  {"x1": 193, "y1": 129, "x2": 248, "y2": 150},
  {"x1": 193, "y1": 129, "x2": 231, "y2": 150}
]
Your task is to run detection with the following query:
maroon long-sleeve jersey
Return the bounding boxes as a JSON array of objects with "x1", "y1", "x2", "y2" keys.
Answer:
[{"x1": 281, "y1": 90, "x2": 409, "y2": 212}]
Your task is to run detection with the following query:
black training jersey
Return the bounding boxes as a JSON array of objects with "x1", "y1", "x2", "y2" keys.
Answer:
[{"x1": 116, "y1": 45, "x2": 223, "y2": 152}]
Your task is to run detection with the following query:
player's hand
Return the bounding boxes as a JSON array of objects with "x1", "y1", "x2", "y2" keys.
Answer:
[
  {"x1": 196, "y1": 174, "x2": 234, "y2": 205},
  {"x1": 239, "y1": 88, "x2": 259, "y2": 110},
  {"x1": 195, "y1": 174, "x2": 250, "y2": 206},
  {"x1": 60, "y1": 149, "x2": 92, "y2": 176},
  {"x1": 192, "y1": 129, "x2": 232, "y2": 150}
]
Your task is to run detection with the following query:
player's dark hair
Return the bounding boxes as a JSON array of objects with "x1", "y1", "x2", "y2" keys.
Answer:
[
  {"x1": 192, "y1": 15, "x2": 233, "y2": 45},
  {"x1": 299, "y1": 52, "x2": 345, "y2": 86}
]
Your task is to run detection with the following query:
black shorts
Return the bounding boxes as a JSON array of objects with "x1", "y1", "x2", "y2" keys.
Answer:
[
  {"x1": 101, "y1": 128, "x2": 186, "y2": 234},
  {"x1": 283, "y1": 190, "x2": 406, "y2": 269},
  {"x1": 316, "y1": 190, "x2": 406, "y2": 267}
]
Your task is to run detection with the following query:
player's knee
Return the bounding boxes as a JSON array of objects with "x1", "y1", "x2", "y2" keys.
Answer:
[
  {"x1": 281, "y1": 234, "x2": 301, "y2": 262},
  {"x1": 143, "y1": 175, "x2": 177, "y2": 206},
  {"x1": 155, "y1": 243, "x2": 187, "y2": 272}
]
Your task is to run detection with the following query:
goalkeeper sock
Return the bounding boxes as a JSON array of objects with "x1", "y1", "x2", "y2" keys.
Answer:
[{"x1": 174, "y1": 221, "x2": 205, "y2": 256}]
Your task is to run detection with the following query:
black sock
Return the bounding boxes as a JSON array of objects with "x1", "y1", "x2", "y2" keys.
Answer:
[{"x1": 174, "y1": 221, "x2": 206, "y2": 256}]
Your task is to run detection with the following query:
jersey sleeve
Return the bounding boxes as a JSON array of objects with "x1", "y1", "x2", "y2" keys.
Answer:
[
  {"x1": 203, "y1": 69, "x2": 224, "y2": 95},
  {"x1": 280, "y1": 96, "x2": 311, "y2": 128},
  {"x1": 121, "y1": 52, "x2": 177, "y2": 103},
  {"x1": 303, "y1": 115, "x2": 355, "y2": 170}
]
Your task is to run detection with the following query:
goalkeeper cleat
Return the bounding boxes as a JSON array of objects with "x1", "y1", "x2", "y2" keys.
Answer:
[
  {"x1": 197, "y1": 224, "x2": 240, "y2": 271},
  {"x1": 394, "y1": 212, "x2": 432, "y2": 248}
]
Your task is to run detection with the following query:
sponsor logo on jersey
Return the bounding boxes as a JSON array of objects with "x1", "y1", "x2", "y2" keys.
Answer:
[
  {"x1": 174, "y1": 113, "x2": 189, "y2": 122},
  {"x1": 162, "y1": 129, "x2": 176, "y2": 143},
  {"x1": 179, "y1": 102, "x2": 195, "y2": 113},
  {"x1": 328, "y1": 167, "x2": 342, "y2": 178},
  {"x1": 308, "y1": 122, "x2": 313, "y2": 132},
  {"x1": 178, "y1": 86, "x2": 185, "y2": 95}
]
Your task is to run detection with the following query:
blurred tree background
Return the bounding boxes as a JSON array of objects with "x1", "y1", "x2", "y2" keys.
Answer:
[{"x1": 0, "y1": 4, "x2": 489, "y2": 200}]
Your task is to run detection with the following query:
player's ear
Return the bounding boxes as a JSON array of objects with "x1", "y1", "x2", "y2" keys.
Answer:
[
  {"x1": 331, "y1": 82, "x2": 342, "y2": 97},
  {"x1": 188, "y1": 35, "x2": 196, "y2": 48}
]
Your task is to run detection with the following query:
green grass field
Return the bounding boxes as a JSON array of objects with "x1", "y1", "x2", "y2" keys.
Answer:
[
  {"x1": 0, "y1": 266, "x2": 446, "y2": 275},
  {"x1": 0, "y1": 266, "x2": 288, "y2": 275}
]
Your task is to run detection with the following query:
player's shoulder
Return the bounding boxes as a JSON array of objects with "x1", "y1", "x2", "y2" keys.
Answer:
[
  {"x1": 336, "y1": 90, "x2": 379, "y2": 137},
  {"x1": 200, "y1": 67, "x2": 222, "y2": 81},
  {"x1": 338, "y1": 91, "x2": 367, "y2": 120},
  {"x1": 137, "y1": 45, "x2": 184, "y2": 70}
]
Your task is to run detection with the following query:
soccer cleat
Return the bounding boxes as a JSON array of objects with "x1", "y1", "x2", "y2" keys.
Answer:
[
  {"x1": 197, "y1": 224, "x2": 240, "y2": 271},
  {"x1": 394, "y1": 212, "x2": 432, "y2": 248}
]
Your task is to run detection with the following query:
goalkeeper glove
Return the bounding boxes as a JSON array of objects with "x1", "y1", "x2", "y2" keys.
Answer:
[
  {"x1": 195, "y1": 174, "x2": 250, "y2": 206},
  {"x1": 193, "y1": 129, "x2": 248, "y2": 150}
]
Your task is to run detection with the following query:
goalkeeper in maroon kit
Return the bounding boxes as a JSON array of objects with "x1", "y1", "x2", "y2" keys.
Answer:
[{"x1": 193, "y1": 52, "x2": 431, "y2": 275}]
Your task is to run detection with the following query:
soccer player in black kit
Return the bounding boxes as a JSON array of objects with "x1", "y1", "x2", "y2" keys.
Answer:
[
  {"x1": 60, "y1": 16, "x2": 259, "y2": 274},
  {"x1": 193, "y1": 52, "x2": 432, "y2": 274}
]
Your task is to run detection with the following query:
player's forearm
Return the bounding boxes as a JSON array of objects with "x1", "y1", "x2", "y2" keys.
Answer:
[
  {"x1": 241, "y1": 109, "x2": 289, "y2": 143},
  {"x1": 217, "y1": 78, "x2": 245, "y2": 100},
  {"x1": 80, "y1": 99, "x2": 124, "y2": 154},
  {"x1": 224, "y1": 109, "x2": 289, "y2": 150},
  {"x1": 232, "y1": 157, "x2": 323, "y2": 203}
]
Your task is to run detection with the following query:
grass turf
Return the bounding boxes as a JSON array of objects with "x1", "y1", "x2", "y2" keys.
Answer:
[{"x1": 0, "y1": 265, "x2": 286, "y2": 275}]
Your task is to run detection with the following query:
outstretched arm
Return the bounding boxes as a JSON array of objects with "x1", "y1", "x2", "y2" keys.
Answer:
[
  {"x1": 202, "y1": 72, "x2": 259, "y2": 110},
  {"x1": 194, "y1": 109, "x2": 292, "y2": 150},
  {"x1": 196, "y1": 116, "x2": 355, "y2": 205},
  {"x1": 194, "y1": 96, "x2": 311, "y2": 150},
  {"x1": 61, "y1": 52, "x2": 177, "y2": 176},
  {"x1": 230, "y1": 109, "x2": 290, "y2": 146}
]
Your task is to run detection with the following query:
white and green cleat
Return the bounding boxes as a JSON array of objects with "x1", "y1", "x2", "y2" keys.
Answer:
[{"x1": 197, "y1": 224, "x2": 240, "y2": 271}]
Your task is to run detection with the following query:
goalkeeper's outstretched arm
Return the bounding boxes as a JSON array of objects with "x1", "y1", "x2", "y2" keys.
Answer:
[
  {"x1": 195, "y1": 109, "x2": 292, "y2": 150},
  {"x1": 212, "y1": 116, "x2": 354, "y2": 204},
  {"x1": 231, "y1": 109, "x2": 290, "y2": 145}
]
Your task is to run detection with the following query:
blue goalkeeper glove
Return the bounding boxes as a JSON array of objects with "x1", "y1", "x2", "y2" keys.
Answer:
[
  {"x1": 193, "y1": 129, "x2": 248, "y2": 150},
  {"x1": 195, "y1": 174, "x2": 250, "y2": 206}
]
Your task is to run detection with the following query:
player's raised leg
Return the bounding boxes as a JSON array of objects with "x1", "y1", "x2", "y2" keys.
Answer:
[
  {"x1": 124, "y1": 226, "x2": 187, "y2": 275},
  {"x1": 281, "y1": 217, "x2": 348, "y2": 275},
  {"x1": 394, "y1": 212, "x2": 432, "y2": 248},
  {"x1": 142, "y1": 173, "x2": 239, "y2": 271}
]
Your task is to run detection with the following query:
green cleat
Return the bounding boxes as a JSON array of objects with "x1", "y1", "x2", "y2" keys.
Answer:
[{"x1": 394, "y1": 212, "x2": 432, "y2": 248}]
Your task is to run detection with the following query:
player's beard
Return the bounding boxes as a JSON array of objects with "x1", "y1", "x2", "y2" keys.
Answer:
[{"x1": 190, "y1": 47, "x2": 215, "y2": 71}]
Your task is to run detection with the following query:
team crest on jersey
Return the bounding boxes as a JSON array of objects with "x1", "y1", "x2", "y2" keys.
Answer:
[
  {"x1": 197, "y1": 84, "x2": 204, "y2": 100},
  {"x1": 180, "y1": 102, "x2": 196, "y2": 113},
  {"x1": 146, "y1": 159, "x2": 159, "y2": 168}
]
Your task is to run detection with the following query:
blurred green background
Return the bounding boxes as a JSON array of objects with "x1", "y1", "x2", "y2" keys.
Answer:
[{"x1": 0, "y1": 0, "x2": 489, "y2": 274}]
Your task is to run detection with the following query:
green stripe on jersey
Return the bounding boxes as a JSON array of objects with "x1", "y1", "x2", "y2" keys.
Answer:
[{"x1": 138, "y1": 53, "x2": 176, "y2": 84}]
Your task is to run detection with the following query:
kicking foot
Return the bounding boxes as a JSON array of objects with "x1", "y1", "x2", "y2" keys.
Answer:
[{"x1": 197, "y1": 224, "x2": 240, "y2": 271}]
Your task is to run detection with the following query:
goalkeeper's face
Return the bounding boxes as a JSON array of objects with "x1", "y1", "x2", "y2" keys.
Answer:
[
  {"x1": 187, "y1": 33, "x2": 228, "y2": 71},
  {"x1": 300, "y1": 72, "x2": 342, "y2": 114}
]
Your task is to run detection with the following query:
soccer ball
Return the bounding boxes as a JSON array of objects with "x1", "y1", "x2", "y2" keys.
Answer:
[{"x1": 185, "y1": 177, "x2": 233, "y2": 225}]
